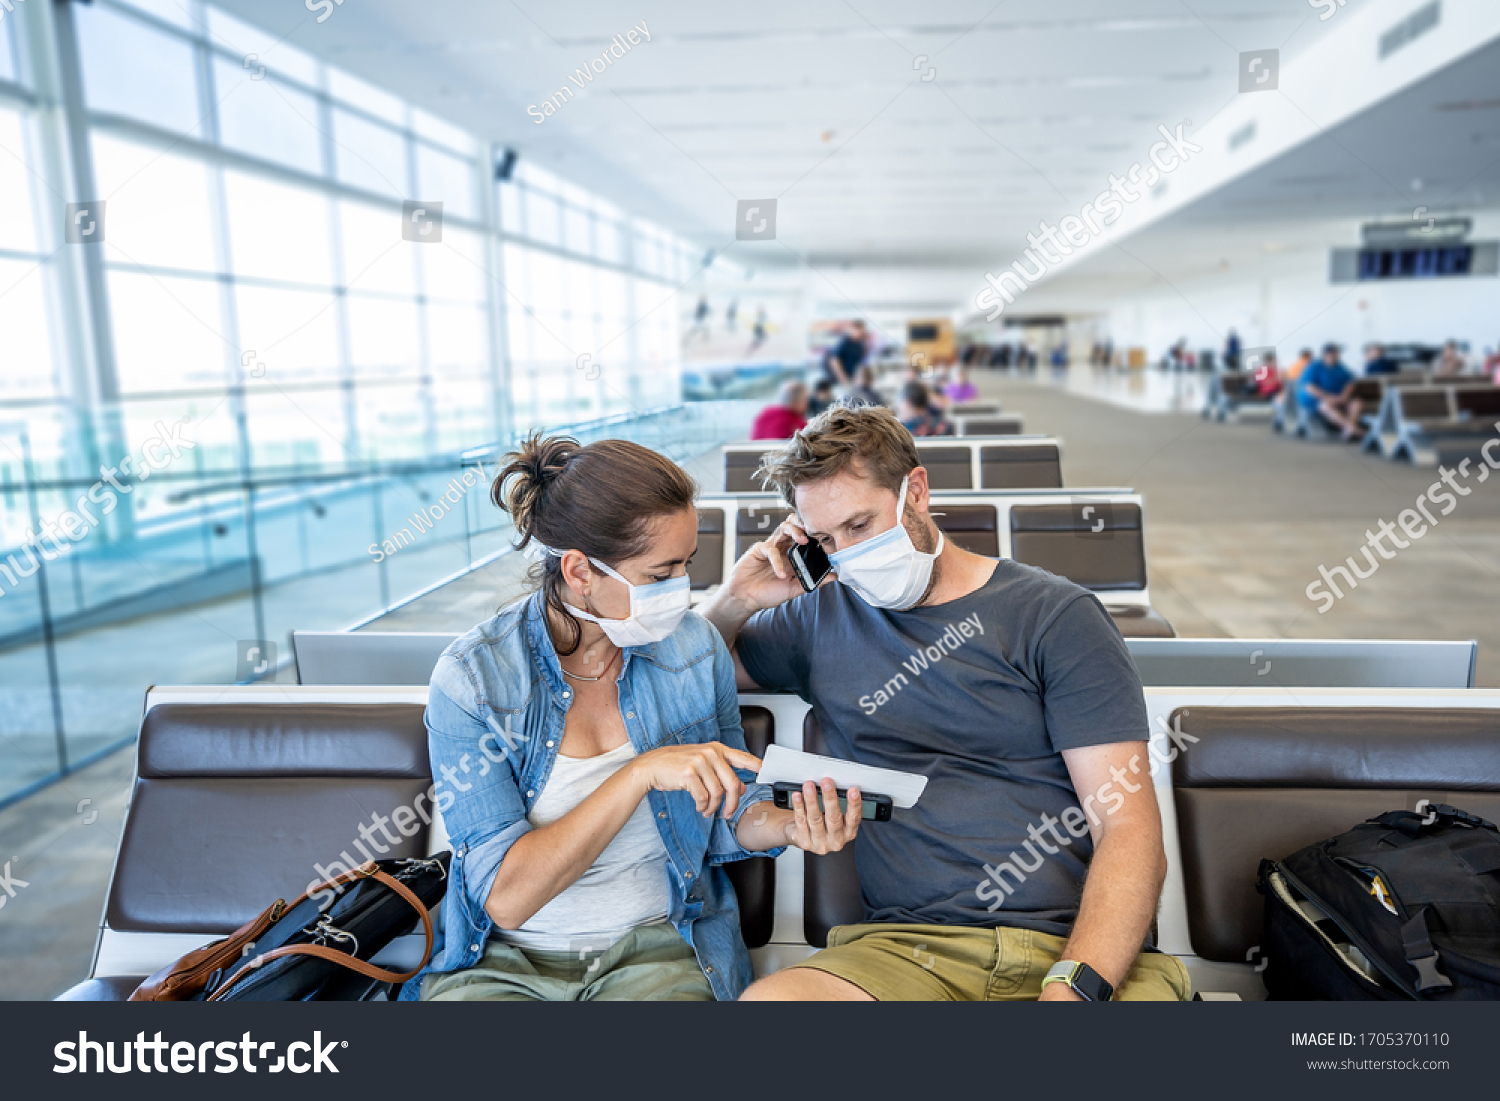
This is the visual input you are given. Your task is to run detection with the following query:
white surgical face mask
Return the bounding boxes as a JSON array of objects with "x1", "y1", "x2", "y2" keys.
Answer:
[
  {"x1": 547, "y1": 550, "x2": 691, "y2": 647},
  {"x1": 826, "y1": 474, "x2": 944, "y2": 611}
]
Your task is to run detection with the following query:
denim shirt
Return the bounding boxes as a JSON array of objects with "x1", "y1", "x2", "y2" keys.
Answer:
[{"x1": 399, "y1": 591, "x2": 781, "y2": 1001}]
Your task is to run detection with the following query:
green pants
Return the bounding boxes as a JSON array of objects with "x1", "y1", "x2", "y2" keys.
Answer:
[
  {"x1": 792, "y1": 922, "x2": 1192, "y2": 1001},
  {"x1": 420, "y1": 922, "x2": 715, "y2": 1002}
]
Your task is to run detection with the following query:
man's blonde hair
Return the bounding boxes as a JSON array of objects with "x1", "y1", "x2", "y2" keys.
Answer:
[{"x1": 755, "y1": 404, "x2": 919, "y2": 504}]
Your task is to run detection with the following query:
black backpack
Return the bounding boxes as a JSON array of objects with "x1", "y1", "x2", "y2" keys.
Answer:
[{"x1": 1257, "y1": 804, "x2": 1500, "y2": 1000}]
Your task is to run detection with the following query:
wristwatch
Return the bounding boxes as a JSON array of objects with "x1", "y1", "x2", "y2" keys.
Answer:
[{"x1": 1041, "y1": 960, "x2": 1114, "y2": 1002}]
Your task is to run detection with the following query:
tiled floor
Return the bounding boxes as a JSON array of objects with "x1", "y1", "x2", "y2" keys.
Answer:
[{"x1": 2, "y1": 371, "x2": 1496, "y2": 999}]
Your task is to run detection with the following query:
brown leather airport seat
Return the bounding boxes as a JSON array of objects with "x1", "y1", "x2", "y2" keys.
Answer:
[
  {"x1": 1009, "y1": 502, "x2": 1147, "y2": 591},
  {"x1": 736, "y1": 504, "x2": 791, "y2": 557},
  {"x1": 916, "y1": 445, "x2": 973, "y2": 489},
  {"x1": 1399, "y1": 388, "x2": 1453, "y2": 422},
  {"x1": 726, "y1": 450, "x2": 768, "y2": 493},
  {"x1": 57, "y1": 702, "x2": 432, "y2": 1000},
  {"x1": 60, "y1": 698, "x2": 783, "y2": 998},
  {"x1": 1349, "y1": 379, "x2": 1384, "y2": 404},
  {"x1": 690, "y1": 507, "x2": 726, "y2": 589},
  {"x1": 724, "y1": 706, "x2": 777, "y2": 949},
  {"x1": 1171, "y1": 706, "x2": 1500, "y2": 965},
  {"x1": 801, "y1": 711, "x2": 864, "y2": 947},
  {"x1": 930, "y1": 504, "x2": 998, "y2": 557},
  {"x1": 1453, "y1": 385, "x2": 1500, "y2": 421},
  {"x1": 979, "y1": 444, "x2": 1062, "y2": 489}
]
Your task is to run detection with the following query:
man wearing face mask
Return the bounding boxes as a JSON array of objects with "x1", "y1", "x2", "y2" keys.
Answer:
[{"x1": 701, "y1": 406, "x2": 1189, "y2": 1002}]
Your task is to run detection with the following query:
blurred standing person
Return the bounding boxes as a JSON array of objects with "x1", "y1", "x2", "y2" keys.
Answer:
[
  {"x1": 824, "y1": 319, "x2": 869, "y2": 386},
  {"x1": 725, "y1": 299, "x2": 738, "y2": 333},
  {"x1": 688, "y1": 296, "x2": 711, "y2": 342},
  {"x1": 1223, "y1": 329, "x2": 1242, "y2": 371},
  {"x1": 747, "y1": 307, "x2": 769, "y2": 353}
]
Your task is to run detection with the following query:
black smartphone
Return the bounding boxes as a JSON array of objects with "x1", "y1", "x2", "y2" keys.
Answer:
[
  {"x1": 788, "y1": 539, "x2": 832, "y2": 592},
  {"x1": 772, "y1": 781, "x2": 893, "y2": 822}
]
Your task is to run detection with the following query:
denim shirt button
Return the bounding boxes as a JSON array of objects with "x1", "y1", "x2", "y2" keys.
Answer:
[
  {"x1": 470, "y1": 944, "x2": 479, "y2": 953},
  {"x1": 626, "y1": 711, "x2": 635, "y2": 718},
  {"x1": 562, "y1": 690, "x2": 571, "y2": 699},
  {"x1": 527, "y1": 790, "x2": 536, "y2": 798},
  {"x1": 704, "y1": 966, "x2": 714, "y2": 975},
  {"x1": 685, "y1": 871, "x2": 694, "y2": 880},
  {"x1": 658, "y1": 811, "x2": 667, "y2": 819},
  {"x1": 546, "y1": 740, "x2": 554, "y2": 747}
]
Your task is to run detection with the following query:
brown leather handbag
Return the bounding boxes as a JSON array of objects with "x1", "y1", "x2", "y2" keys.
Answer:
[{"x1": 131, "y1": 853, "x2": 449, "y2": 1002}]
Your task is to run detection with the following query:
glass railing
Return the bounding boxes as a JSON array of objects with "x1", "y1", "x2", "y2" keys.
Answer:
[{"x1": 0, "y1": 399, "x2": 755, "y2": 809}]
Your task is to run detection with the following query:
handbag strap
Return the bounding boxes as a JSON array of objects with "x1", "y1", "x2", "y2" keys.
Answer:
[{"x1": 206, "y1": 866, "x2": 434, "y2": 1001}]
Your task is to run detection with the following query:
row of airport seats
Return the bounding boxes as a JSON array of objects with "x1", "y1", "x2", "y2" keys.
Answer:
[
  {"x1": 291, "y1": 632, "x2": 1477, "y2": 691},
  {"x1": 1362, "y1": 381, "x2": 1500, "y2": 464},
  {"x1": 691, "y1": 489, "x2": 1175, "y2": 638},
  {"x1": 1251, "y1": 371, "x2": 1500, "y2": 465},
  {"x1": 724, "y1": 437, "x2": 1064, "y2": 493},
  {"x1": 59, "y1": 668, "x2": 1496, "y2": 1001}
]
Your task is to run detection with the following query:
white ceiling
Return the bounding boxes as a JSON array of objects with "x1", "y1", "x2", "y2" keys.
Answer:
[{"x1": 211, "y1": 0, "x2": 1332, "y2": 263}]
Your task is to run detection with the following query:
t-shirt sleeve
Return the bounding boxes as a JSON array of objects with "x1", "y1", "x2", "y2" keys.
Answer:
[
  {"x1": 736, "y1": 596, "x2": 814, "y2": 697},
  {"x1": 1034, "y1": 595, "x2": 1149, "y2": 753}
]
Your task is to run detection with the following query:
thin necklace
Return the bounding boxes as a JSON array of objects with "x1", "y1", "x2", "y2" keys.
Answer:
[{"x1": 560, "y1": 645, "x2": 619, "y2": 681}]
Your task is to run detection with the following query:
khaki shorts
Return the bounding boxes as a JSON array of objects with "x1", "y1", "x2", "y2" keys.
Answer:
[
  {"x1": 421, "y1": 922, "x2": 714, "y2": 1002},
  {"x1": 792, "y1": 923, "x2": 1191, "y2": 1002}
]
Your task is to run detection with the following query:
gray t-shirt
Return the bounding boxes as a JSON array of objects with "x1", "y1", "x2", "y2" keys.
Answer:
[{"x1": 738, "y1": 558, "x2": 1149, "y2": 936}]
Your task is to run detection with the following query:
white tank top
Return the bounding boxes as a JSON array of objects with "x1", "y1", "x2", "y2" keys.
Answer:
[{"x1": 494, "y1": 740, "x2": 671, "y2": 952}]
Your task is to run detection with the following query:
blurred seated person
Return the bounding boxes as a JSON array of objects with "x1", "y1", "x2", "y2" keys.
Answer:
[
  {"x1": 1298, "y1": 343, "x2": 1364, "y2": 441},
  {"x1": 847, "y1": 365, "x2": 885, "y2": 408},
  {"x1": 750, "y1": 381, "x2": 808, "y2": 440},
  {"x1": 1284, "y1": 347, "x2": 1314, "y2": 386},
  {"x1": 1434, "y1": 340, "x2": 1467, "y2": 378},
  {"x1": 1362, "y1": 343, "x2": 1398, "y2": 376},
  {"x1": 1241, "y1": 350, "x2": 1279, "y2": 397},
  {"x1": 944, "y1": 364, "x2": 980, "y2": 404},
  {"x1": 898, "y1": 381, "x2": 953, "y2": 437},
  {"x1": 807, "y1": 379, "x2": 837, "y2": 417}
]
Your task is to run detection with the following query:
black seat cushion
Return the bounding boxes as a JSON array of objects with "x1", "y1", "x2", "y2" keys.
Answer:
[
  {"x1": 800, "y1": 712, "x2": 865, "y2": 947},
  {"x1": 916, "y1": 446, "x2": 972, "y2": 490},
  {"x1": 930, "y1": 504, "x2": 998, "y2": 557},
  {"x1": 724, "y1": 706, "x2": 776, "y2": 949}
]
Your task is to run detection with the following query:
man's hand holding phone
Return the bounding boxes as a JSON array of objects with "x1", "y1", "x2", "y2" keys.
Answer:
[{"x1": 728, "y1": 517, "x2": 832, "y2": 613}]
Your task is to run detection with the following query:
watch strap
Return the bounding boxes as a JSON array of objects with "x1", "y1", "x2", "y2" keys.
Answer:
[{"x1": 1041, "y1": 960, "x2": 1114, "y2": 1002}]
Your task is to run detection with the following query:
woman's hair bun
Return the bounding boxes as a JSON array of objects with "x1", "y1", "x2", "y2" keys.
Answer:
[{"x1": 494, "y1": 433, "x2": 580, "y2": 545}]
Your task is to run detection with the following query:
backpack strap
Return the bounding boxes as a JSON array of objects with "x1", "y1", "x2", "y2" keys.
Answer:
[{"x1": 1399, "y1": 908, "x2": 1453, "y2": 994}]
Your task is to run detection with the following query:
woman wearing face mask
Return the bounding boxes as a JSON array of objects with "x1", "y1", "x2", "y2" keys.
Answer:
[{"x1": 405, "y1": 435, "x2": 860, "y2": 1002}]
